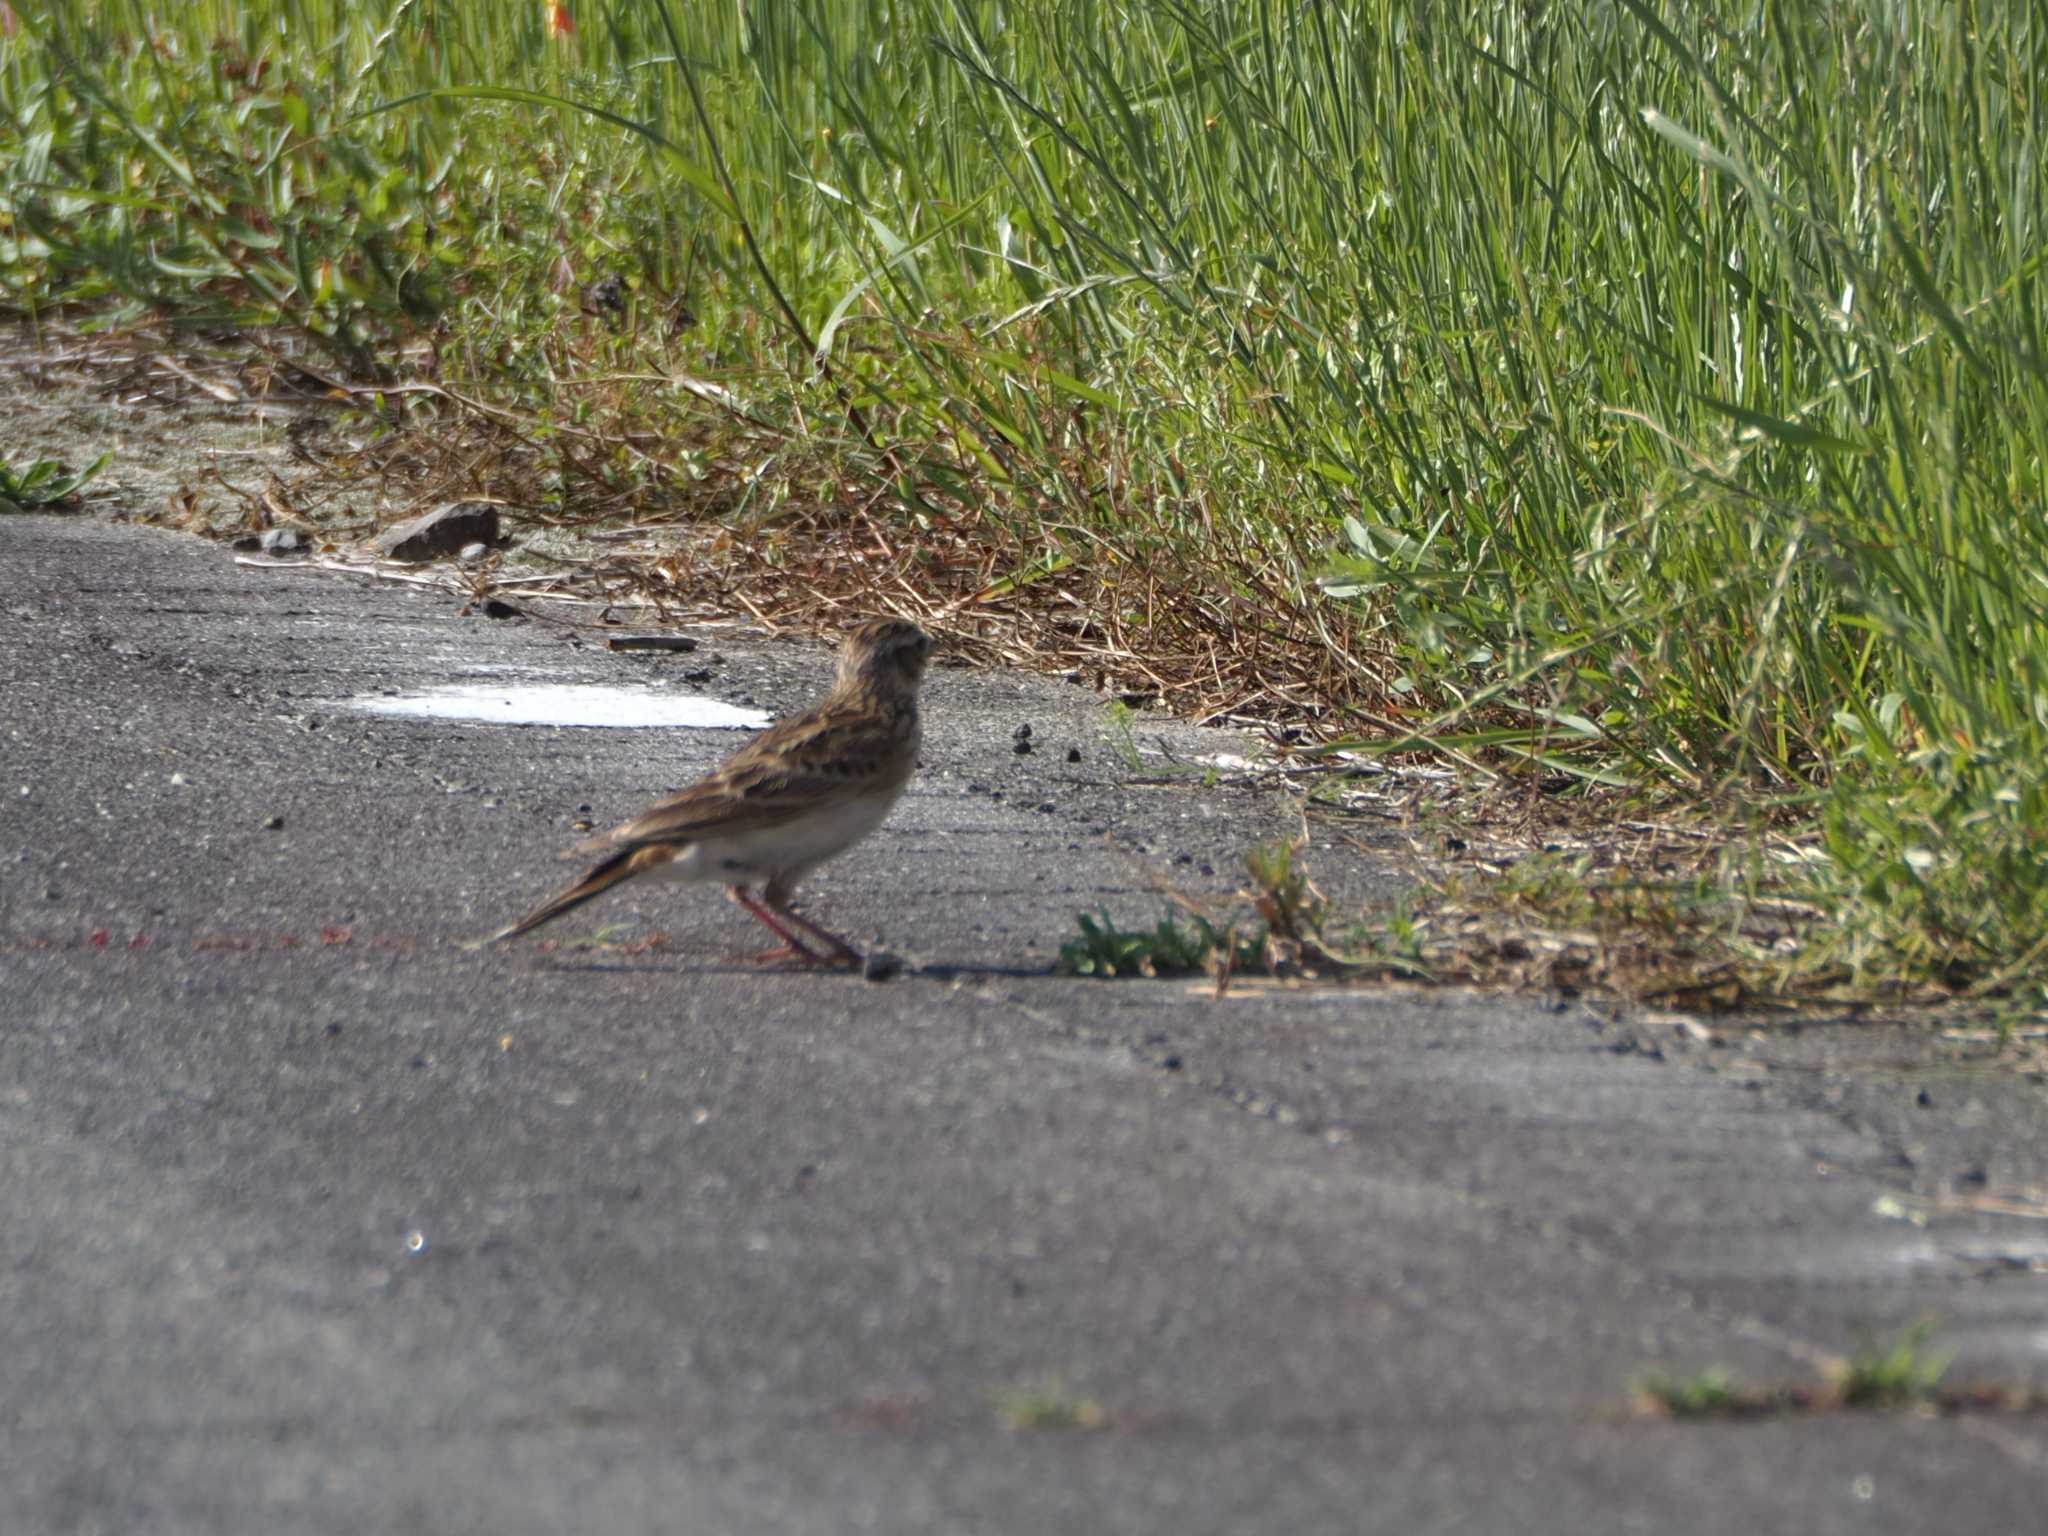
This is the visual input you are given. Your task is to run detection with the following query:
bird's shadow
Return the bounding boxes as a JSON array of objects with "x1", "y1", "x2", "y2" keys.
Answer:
[{"x1": 486, "y1": 949, "x2": 1051, "y2": 982}]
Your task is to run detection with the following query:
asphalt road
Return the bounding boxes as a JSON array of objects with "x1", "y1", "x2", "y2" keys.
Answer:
[{"x1": 4, "y1": 513, "x2": 2045, "y2": 1533}]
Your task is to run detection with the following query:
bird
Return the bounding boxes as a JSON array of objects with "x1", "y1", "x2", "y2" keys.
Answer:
[{"x1": 480, "y1": 617, "x2": 932, "y2": 965}]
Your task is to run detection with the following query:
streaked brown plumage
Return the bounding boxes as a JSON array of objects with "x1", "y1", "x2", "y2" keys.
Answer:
[{"x1": 482, "y1": 618, "x2": 931, "y2": 965}]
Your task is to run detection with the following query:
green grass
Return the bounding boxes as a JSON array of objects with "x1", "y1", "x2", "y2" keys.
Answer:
[
  {"x1": 991, "y1": 1382, "x2": 1107, "y2": 1431},
  {"x1": 1636, "y1": 1322, "x2": 1979, "y2": 1420},
  {"x1": 1636, "y1": 1367, "x2": 1740, "y2": 1419},
  {"x1": 5, "y1": 1, "x2": 2045, "y2": 1000},
  {"x1": 1837, "y1": 1319, "x2": 1953, "y2": 1410},
  {"x1": 1056, "y1": 906, "x2": 1248, "y2": 978},
  {"x1": 0, "y1": 451, "x2": 107, "y2": 510}
]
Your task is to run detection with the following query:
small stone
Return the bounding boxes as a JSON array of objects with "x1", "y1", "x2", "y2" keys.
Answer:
[
  {"x1": 1066, "y1": 747, "x2": 1082, "y2": 763},
  {"x1": 263, "y1": 814, "x2": 284, "y2": 831},
  {"x1": 481, "y1": 599, "x2": 524, "y2": 620},
  {"x1": 457, "y1": 541, "x2": 489, "y2": 563},
  {"x1": 1013, "y1": 723, "x2": 1033, "y2": 740},
  {"x1": 1013, "y1": 737, "x2": 1033, "y2": 755},
  {"x1": 372, "y1": 501, "x2": 502, "y2": 562},
  {"x1": 258, "y1": 527, "x2": 305, "y2": 556},
  {"x1": 862, "y1": 951, "x2": 904, "y2": 982}
]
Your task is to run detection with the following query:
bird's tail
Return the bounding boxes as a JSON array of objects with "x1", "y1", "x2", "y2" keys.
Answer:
[{"x1": 473, "y1": 843, "x2": 674, "y2": 946}]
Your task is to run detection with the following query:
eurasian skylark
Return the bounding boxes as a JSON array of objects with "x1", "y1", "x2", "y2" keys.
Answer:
[{"x1": 483, "y1": 618, "x2": 932, "y2": 965}]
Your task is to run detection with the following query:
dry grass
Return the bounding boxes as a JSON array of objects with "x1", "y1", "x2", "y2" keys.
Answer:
[{"x1": 79, "y1": 322, "x2": 1397, "y2": 738}]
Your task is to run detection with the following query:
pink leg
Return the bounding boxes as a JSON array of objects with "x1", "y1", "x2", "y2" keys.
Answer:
[
  {"x1": 753, "y1": 881, "x2": 863, "y2": 968},
  {"x1": 725, "y1": 885, "x2": 837, "y2": 966},
  {"x1": 773, "y1": 907, "x2": 863, "y2": 967}
]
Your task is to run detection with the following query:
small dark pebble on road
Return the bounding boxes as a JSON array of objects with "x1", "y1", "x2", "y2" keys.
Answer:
[{"x1": 862, "y1": 952, "x2": 904, "y2": 982}]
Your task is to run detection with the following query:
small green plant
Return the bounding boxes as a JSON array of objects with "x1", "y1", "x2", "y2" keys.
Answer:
[
  {"x1": 1056, "y1": 907, "x2": 1243, "y2": 978},
  {"x1": 1837, "y1": 1321, "x2": 1952, "y2": 1409},
  {"x1": 1103, "y1": 701, "x2": 1144, "y2": 772},
  {"x1": 1057, "y1": 841, "x2": 1386, "y2": 982},
  {"x1": 1351, "y1": 894, "x2": 1434, "y2": 978},
  {"x1": 993, "y1": 1385, "x2": 1106, "y2": 1431},
  {"x1": 0, "y1": 452, "x2": 109, "y2": 512},
  {"x1": 1638, "y1": 1368, "x2": 1740, "y2": 1418}
]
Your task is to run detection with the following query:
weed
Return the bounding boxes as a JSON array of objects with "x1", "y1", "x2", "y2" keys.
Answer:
[
  {"x1": 1055, "y1": 907, "x2": 1248, "y2": 980},
  {"x1": 1103, "y1": 701, "x2": 1144, "y2": 773},
  {"x1": 1836, "y1": 1321, "x2": 1952, "y2": 1410},
  {"x1": 1634, "y1": 1324, "x2": 2001, "y2": 1421},
  {"x1": 0, "y1": 452, "x2": 108, "y2": 512},
  {"x1": 1636, "y1": 1369, "x2": 1740, "y2": 1419},
  {"x1": 992, "y1": 1385, "x2": 1106, "y2": 1432}
]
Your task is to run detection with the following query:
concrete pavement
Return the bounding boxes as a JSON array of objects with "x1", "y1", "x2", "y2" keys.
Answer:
[{"x1": 3, "y1": 511, "x2": 2045, "y2": 1533}]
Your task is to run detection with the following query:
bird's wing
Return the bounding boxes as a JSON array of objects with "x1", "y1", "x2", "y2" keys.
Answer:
[{"x1": 565, "y1": 701, "x2": 908, "y2": 856}]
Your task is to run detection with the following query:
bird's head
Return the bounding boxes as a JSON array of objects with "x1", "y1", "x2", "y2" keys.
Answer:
[{"x1": 837, "y1": 618, "x2": 934, "y2": 697}]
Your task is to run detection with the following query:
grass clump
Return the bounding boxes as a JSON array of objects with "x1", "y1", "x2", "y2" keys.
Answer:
[
  {"x1": 1634, "y1": 1322, "x2": 2001, "y2": 1421},
  {"x1": 0, "y1": 451, "x2": 106, "y2": 511},
  {"x1": 1636, "y1": 1368, "x2": 1740, "y2": 1419},
  {"x1": 1835, "y1": 1321, "x2": 1954, "y2": 1411},
  {"x1": 1056, "y1": 907, "x2": 1260, "y2": 981},
  {"x1": 992, "y1": 1384, "x2": 1107, "y2": 1432},
  {"x1": 5, "y1": 1, "x2": 2046, "y2": 1001},
  {"x1": 1058, "y1": 840, "x2": 1340, "y2": 983}
]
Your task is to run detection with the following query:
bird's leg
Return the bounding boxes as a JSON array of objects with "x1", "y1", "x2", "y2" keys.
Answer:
[
  {"x1": 725, "y1": 885, "x2": 836, "y2": 966},
  {"x1": 758, "y1": 882, "x2": 864, "y2": 968}
]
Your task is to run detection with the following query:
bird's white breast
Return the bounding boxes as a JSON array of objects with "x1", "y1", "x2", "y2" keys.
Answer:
[{"x1": 660, "y1": 784, "x2": 907, "y2": 887}]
